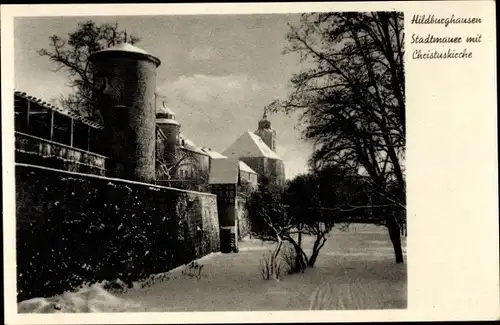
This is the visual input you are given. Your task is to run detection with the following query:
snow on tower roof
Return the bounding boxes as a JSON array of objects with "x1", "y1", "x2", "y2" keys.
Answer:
[
  {"x1": 156, "y1": 102, "x2": 177, "y2": 116},
  {"x1": 99, "y1": 42, "x2": 151, "y2": 55},
  {"x1": 156, "y1": 101, "x2": 179, "y2": 126},
  {"x1": 222, "y1": 131, "x2": 281, "y2": 160},
  {"x1": 89, "y1": 43, "x2": 161, "y2": 66}
]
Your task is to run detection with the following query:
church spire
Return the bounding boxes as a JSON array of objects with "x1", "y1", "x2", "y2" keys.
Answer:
[
  {"x1": 258, "y1": 107, "x2": 271, "y2": 130},
  {"x1": 255, "y1": 107, "x2": 276, "y2": 152}
]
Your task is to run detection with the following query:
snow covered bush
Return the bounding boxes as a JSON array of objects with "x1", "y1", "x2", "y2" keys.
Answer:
[
  {"x1": 280, "y1": 243, "x2": 303, "y2": 274},
  {"x1": 181, "y1": 261, "x2": 205, "y2": 280},
  {"x1": 259, "y1": 250, "x2": 287, "y2": 281}
]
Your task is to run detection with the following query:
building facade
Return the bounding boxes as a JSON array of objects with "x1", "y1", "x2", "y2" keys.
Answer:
[{"x1": 222, "y1": 113, "x2": 286, "y2": 188}]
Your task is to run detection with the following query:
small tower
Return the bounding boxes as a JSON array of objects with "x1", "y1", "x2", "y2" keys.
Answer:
[
  {"x1": 89, "y1": 43, "x2": 161, "y2": 183},
  {"x1": 254, "y1": 108, "x2": 276, "y2": 152},
  {"x1": 156, "y1": 101, "x2": 180, "y2": 168}
]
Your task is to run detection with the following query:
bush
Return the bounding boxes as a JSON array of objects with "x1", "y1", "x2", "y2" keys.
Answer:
[
  {"x1": 181, "y1": 261, "x2": 205, "y2": 280},
  {"x1": 259, "y1": 250, "x2": 287, "y2": 281},
  {"x1": 280, "y1": 243, "x2": 296, "y2": 273}
]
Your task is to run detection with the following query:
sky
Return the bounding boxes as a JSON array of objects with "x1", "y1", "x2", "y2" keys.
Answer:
[{"x1": 14, "y1": 14, "x2": 313, "y2": 180}]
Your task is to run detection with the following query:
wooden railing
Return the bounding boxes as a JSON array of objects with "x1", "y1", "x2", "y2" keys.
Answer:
[{"x1": 15, "y1": 132, "x2": 107, "y2": 176}]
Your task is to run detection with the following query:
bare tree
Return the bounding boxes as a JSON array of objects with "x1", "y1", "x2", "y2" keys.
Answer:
[
  {"x1": 38, "y1": 20, "x2": 141, "y2": 119},
  {"x1": 247, "y1": 184, "x2": 308, "y2": 274},
  {"x1": 284, "y1": 166, "x2": 373, "y2": 267},
  {"x1": 156, "y1": 149, "x2": 210, "y2": 192},
  {"x1": 268, "y1": 12, "x2": 406, "y2": 263},
  {"x1": 156, "y1": 151, "x2": 196, "y2": 181}
]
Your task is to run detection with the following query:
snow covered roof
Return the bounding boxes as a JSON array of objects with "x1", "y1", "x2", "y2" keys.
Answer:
[
  {"x1": 200, "y1": 147, "x2": 228, "y2": 159},
  {"x1": 222, "y1": 131, "x2": 281, "y2": 160},
  {"x1": 156, "y1": 102, "x2": 177, "y2": 116},
  {"x1": 239, "y1": 161, "x2": 257, "y2": 174},
  {"x1": 156, "y1": 118, "x2": 179, "y2": 126},
  {"x1": 184, "y1": 139, "x2": 196, "y2": 148},
  {"x1": 178, "y1": 133, "x2": 207, "y2": 155},
  {"x1": 99, "y1": 42, "x2": 151, "y2": 55},
  {"x1": 156, "y1": 102, "x2": 179, "y2": 126},
  {"x1": 89, "y1": 43, "x2": 161, "y2": 66},
  {"x1": 209, "y1": 159, "x2": 240, "y2": 184}
]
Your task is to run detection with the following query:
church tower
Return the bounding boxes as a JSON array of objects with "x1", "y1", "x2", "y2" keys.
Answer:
[{"x1": 254, "y1": 109, "x2": 276, "y2": 152}]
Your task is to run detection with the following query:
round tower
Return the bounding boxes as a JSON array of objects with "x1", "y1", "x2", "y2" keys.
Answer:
[
  {"x1": 156, "y1": 102, "x2": 180, "y2": 168},
  {"x1": 89, "y1": 43, "x2": 161, "y2": 183},
  {"x1": 254, "y1": 110, "x2": 276, "y2": 152}
]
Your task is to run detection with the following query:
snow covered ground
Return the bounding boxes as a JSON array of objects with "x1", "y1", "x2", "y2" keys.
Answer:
[{"x1": 18, "y1": 223, "x2": 406, "y2": 312}]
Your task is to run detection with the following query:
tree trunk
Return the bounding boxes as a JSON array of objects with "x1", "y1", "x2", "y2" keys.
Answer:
[
  {"x1": 298, "y1": 227, "x2": 302, "y2": 249},
  {"x1": 293, "y1": 229, "x2": 305, "y2": 272},
  {"x1": 308, "y1": 250, "x2": 319, "y2": 267},
  {"x1": 286, "y1": 236, "x2": 308, "y2": 272},
  {"x1": 273, "y1": 236, "x2": 283, "y2": 262},
  {"x1": 386, "y1": 215, "x2": 404, "y2": 264},
  {"x1": 308, "y1": 234, "x2": 327, "y2": 267},
  {"x1": 271, "y1": 237, "x2": 283, "y2": 280}
]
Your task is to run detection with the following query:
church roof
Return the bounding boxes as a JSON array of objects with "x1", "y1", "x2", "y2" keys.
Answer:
[
  {"x1": 222, "y1": 131, "x2": 281, "y2": 160},
  {"x1": 239, "y1": 161, "x2": 257, "y2": 174}
]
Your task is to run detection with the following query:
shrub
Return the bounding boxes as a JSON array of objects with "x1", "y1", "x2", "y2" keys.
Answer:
[
  {"x1": 259, "y1": 250, "x2": 287, "y2": 281},
  {"x1": 181, "y1": 261, "x2": 205, "y2": 280},
  {"x1": 280, "y1": 243, "x2": 297, "y2": 273}
]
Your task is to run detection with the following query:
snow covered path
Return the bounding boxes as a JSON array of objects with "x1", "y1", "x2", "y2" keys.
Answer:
[
  {"x1": 120, "y1": 224, "x2": 407, "y2": 311},
  {"x1": 18, "y1": 223, "x2": 406, "y2": 312}
]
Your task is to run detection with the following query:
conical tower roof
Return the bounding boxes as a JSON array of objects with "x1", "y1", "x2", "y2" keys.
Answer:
[
  {"x1": 156, "y1": 101, "x2": 180, "y2": 126},
  {"x1": 89, "y1": 43, "x2": 161, "y2": 66}
]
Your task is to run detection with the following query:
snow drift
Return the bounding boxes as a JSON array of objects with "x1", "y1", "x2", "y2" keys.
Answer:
[{"x1": 17, "y1": 282, "x2": 145, "y2": 313}]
